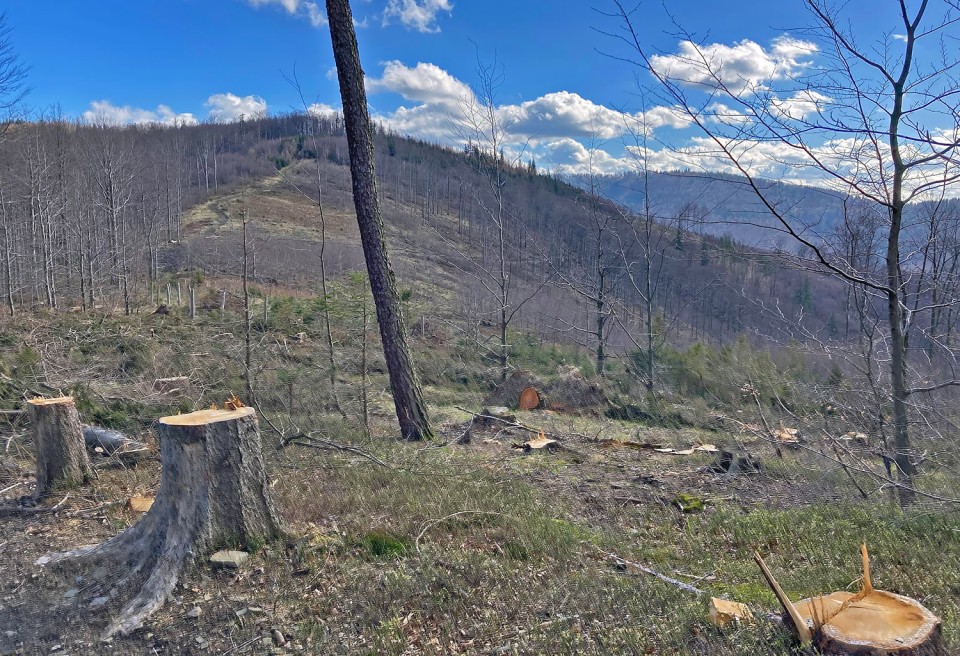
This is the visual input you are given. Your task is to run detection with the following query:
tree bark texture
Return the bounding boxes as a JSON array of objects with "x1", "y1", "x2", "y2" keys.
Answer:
[
  {"x1": 326, "y1": 0, "x2": 433, "y2": 440},
  {"x1": 27, "y1": 397, "x2": 91, "y2": 498},
  {"x1": 37, "y1": 406, "x2": 281, "y2": 638}
]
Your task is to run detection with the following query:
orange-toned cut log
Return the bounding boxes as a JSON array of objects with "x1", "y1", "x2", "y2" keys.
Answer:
[{"x1": 518, "y1": 386, "x2": 541, "y2": 410}]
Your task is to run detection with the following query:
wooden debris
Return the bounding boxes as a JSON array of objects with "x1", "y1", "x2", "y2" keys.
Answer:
[
  {"x1": 775, "y1": 425, "x2": 801, "y2": 445},
  {"x1": 754, "y1": 551, "x2": 813, "y2": 646},
  {"x1": 477, "y1": 406, "x2": 516, "y2": 425},
  {"x1": 839, "y1": 431, "x2": 870, "y2": 445},
  {"x1": 518, "y1": 386, "x2": 541, "y2": 410},
  {"x1": 224, "y1": 394, "x2": 245, "y2": 410},
  {"x1": 709, "y1": 597, "x2": 755, "y2": 628},
  {"x1": 516, "y1": 431, "x2": 557, "y2": 451},
  {"x1": 153, "y1": 377, "x2": 189, "y2": 395},
  {"x1": 82, "y1": 426, "x2": 148, "y2": 459},
  {"x1": 599, "y1": 438, "x2": 663, "y2": 450},
  {"x1": 709, "y1": 450, "x2": 761, "y2": 475},
  {"x1": 127, "y1": 496, "x2": 154, "y2": 513},
  {"x1": 648, "y1": 444, "x2": 719, "y2": 455}
]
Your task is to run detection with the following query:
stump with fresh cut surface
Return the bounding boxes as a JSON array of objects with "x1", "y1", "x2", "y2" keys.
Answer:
[
  {"x1": 758, "y1": 544, "x2": 941, "y2": 655},
  {"x1": 37, "y1": 399, "x2": 282, "y2": 638},
  {"x1": 27, "y1": 396, "x2": 92, "y2": 498}
]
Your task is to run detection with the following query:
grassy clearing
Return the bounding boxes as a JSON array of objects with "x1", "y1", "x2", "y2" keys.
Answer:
[
  {"x1": 262, "y1": 441, "x2": 960, "y2": 655},
  {"x1": 1, "y1": 299, "x2": 959, "y2": 654}
]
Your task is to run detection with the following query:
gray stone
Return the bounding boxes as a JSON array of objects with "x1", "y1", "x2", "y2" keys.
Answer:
[
  {"x1": 63, "y1": 588, "x2": 79, "y2": 599},
  {"x1": 186, "y1": 606, "x2": 201, "y2": 619},
  {"x1": 210, "y1": 550, "x2": 249, "y2": 569},
  {"x1": 89, "y1": 596, "x2": 109, "y2": 608}
]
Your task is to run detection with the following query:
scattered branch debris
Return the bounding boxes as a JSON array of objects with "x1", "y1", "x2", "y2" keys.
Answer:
[{"x1": 603, "y1": 550, "x2": 705, "y2": 596}]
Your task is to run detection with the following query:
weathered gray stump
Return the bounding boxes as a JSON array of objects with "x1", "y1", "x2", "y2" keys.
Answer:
[
  {"x1": 28, "y1": 397, "x2": 92, "y2": 498},
  {"x1": 38, "y1": 406, "x2": 282, "y2": 637}
]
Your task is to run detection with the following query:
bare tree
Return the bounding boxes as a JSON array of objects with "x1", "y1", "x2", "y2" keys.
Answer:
[
  {"x1": 611, "y1": 0, "x2": 960, "y2": 504},
  {"x1": 0, "y1": 11, "x2": 27, "y2": 136},
  {"x1": 326, "y1": 0, "x2": 433, "y2": 440}
]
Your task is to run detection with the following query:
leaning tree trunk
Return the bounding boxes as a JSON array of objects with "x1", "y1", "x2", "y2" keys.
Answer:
[
  {"x1": 326, "y1": 0, "x2": 434, "y2": 441},
  {"x1": 28, "y1": 397, "x2": 92, "y2": 499},
  {"x1": 37, "y1": 405, "x2": 281, "y2": 638}
]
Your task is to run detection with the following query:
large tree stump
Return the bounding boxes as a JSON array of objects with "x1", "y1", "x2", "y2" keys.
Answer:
[
  {"x1": 27, "y1": 397, "x2": 92, "y2": 498},
  {"x1": 794, "y1": 590, "x2": 941, "y2": 655},
  {"x1": 37, "y1": 405, "x2": 282, "y2": 637}
]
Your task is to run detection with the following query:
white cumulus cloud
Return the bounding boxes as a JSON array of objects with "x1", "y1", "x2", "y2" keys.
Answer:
[
  {"x1": 307, "y1": 102, "x2": 340, "y2": 117},
  {"x1": 382, "y1": 0, "x2": 452, "y2": 33},
  {"x1": 650, "y1": 35, "x2": 818, "y2": 95},
  {"x1": 367, "y1": 60, "x2": 472, "y2": 108},
  {"x1": 364, "y1": 60, "x2": 694, "y2": 174},
  {"x1": 205, "y1": 93, "x2": 268, "y2": 122},
  {"x1": 81, "y1": 101, "x2": 198, "y2": 126},
  {"x1": 247, "y1": 0, "x2": 326, "y2": 26}
]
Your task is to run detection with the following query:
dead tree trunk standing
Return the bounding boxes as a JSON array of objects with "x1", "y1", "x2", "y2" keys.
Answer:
[
  {"x1": 326, "y1": 0, "x2": 433, "y2": 440},
  {"x1": 27, "y1": 397, "x2": 91, "y2": 498},
  {"x1": 38, "y1": 404, "x2": 281, "y2": 638}
]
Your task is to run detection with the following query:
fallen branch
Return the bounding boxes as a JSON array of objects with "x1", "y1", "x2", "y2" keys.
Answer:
[
  {"x1": 0, "y1": 493, "x2": 70, "y2": 517},
  {"x1": 0, "y1": 481, "x2": 23, "y2": 495},
  {"x1": 601, "y1": 550, "x2": 705, "y2": 595},
  {"x1": 283, "y1": 434, "x2": 390, "y2": 468}
]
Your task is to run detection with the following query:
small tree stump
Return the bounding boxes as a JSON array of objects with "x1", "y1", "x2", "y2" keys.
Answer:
[
  {"x1": 38, "y1": 405, "x2": 282, "y2": 638},
  {"x1": 27, "y1": 397, "x2": 91, "y2": 498}
]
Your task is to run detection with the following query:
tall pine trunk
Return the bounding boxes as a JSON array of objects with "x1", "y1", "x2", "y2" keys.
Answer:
[{"x1": 326, "y1": 0, "x2": 433, "y2": 440}]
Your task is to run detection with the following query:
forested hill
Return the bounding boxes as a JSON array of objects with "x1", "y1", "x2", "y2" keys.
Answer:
[
  {"x1": 588, "y1": 170, "x2": 847, "y2": 247},
  {"x1": 0, "y1": 113, "x2": 843, "y2": 354}
]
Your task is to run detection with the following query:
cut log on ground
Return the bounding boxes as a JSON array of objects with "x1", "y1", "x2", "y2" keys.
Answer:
[
  {"x1": 518, "y1": 386, "x2": 541, "y2": 410},
  {"x1": 37, "y1": 404, "x2": 282, "y2": 638},
  {"x1": 28, "y1": 397, "x2": 92, "y2": 499},
  {"x1": 82, "y1": 425, "x2": 147, "y2": 458}
]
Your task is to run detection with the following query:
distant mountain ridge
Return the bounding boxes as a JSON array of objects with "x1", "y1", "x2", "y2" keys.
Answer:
[{"x1": 580, "y1": 170, "x2": 848, "y2": 247}]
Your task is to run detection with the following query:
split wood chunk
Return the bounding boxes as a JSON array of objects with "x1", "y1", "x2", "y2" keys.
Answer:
[
  {"x1": 37, "y1": 404, "x2": 281, "y2": 638},
  {"x1": 709, "y1": 597, "x2": 754, "y2": 628},
  {"x1": 126, "y1": 496, "x2": 154, "y2": 513},
  {"x1": 27, "y1": 396, "x2": 92, "y2": 498},
  {"x1": 794, "y1": 590, "x2": 940, "y2": 655}
]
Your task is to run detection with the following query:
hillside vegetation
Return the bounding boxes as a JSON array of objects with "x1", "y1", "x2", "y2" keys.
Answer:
[{"x1": 1, "y1": 116, "x2": 959, "y2": 654}]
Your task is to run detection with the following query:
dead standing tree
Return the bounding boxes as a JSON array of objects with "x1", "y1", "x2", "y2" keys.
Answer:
[
  {"x1": 326, "y1": 0, "x2": 433, "y2": 440},
  {"x1": 610, "y1": 0, "x2": 960, "y2": 505}
]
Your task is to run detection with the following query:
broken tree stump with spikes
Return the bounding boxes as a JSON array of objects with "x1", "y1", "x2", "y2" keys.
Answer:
[
  {"x1": 37, "y1": 402, "x2": 282, "y2": 638},
  {"x1": 27, "y1": 396, "x2": 92, "y2": 499},
  {"x1": 757, "y1": 544, "x2": 941, "y2": 655}
]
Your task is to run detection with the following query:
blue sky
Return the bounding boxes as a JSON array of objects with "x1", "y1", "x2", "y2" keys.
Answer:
[{"x1": 4, "y1": 1, "x2": 956, "y2": 185}]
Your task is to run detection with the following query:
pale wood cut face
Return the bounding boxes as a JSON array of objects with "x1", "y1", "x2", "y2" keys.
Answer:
[
  {"x1": 160, "y1": 407, "x2": 254, "y2": 426},
  {"x1": 796, "y1": 590, "x2": 938, "y2": 649},
  {"x1": 27, "y1": 396, "x2": 75, "y2": 406}
]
